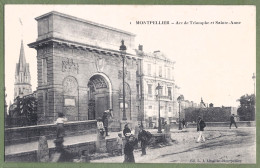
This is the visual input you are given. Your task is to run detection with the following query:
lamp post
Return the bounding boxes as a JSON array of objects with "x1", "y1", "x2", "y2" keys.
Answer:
[
  {"x1": 120, "y1": 40, "x2": 127, "y2": 120},
  {"x1": 252, "y1": 73, "x2": 256, "y2": 97},
  {"x1": 156, "y1": 83, "x2": 162, "y2": 133},
  {"x1": 177, "y1": 95, "x2": 184, "y2": 130}
]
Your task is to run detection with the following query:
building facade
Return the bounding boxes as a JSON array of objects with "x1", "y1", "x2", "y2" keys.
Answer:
[
  {"x1": 136, "y1": 47, "x2": 176, "y2": 128},
  {"x1": 29, "y1": 11, "x2": 142, "y2": 129},
  {"x1": 14, "y1": 40, "x2": 32, "y2": 99}
]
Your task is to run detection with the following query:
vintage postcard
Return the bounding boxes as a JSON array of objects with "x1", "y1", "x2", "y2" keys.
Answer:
[{"x1": 2, "y1": 4, "x2": 256, "y2": 166}]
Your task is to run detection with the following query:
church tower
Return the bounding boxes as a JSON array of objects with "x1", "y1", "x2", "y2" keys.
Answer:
[{"x1": 14, "y1": 40, "x2": 32, "y2": 99}]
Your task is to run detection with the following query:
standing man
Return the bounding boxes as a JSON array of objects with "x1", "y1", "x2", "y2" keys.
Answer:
[
  {"x1": 230, "y1": 114, "x2": 238, "y2": 129},
  {"x1": 102, "y1": 110, "x2": 109, "y2": 136},
  {"x1": 138, "y1": 126, "x2": 149, "y2": 156},
  {"x1": 196, "y1": 116, "x2": 206, "y2": 143},
  {"x1": 182, "y1": 119, "x2": 186, "y2": 128}
]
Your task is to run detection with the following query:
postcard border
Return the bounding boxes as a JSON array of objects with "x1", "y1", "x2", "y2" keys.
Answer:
[{"x1": 0, "y1": 1, "x2": 258, "y2": 168}]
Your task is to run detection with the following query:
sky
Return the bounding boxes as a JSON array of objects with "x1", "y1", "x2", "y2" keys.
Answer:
[{"x1": 5, "y1": 5, "x2": 256, "y2": 107}]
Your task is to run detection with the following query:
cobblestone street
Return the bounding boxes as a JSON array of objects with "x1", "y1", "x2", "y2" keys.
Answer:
[{"x1": 91, "y1": 127, "x2": 256, "y2": 163}]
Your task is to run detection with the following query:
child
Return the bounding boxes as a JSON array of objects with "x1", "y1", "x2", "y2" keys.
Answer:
[
  {"x1": 97, "y1": 117, "x2": 105, "y2": 137},
  {"x1": 55, "y1": 113, "x2": 68, "y2": 139},
  {"x1": 116, "y1": 133, "x2": 123, "y2": 155}
]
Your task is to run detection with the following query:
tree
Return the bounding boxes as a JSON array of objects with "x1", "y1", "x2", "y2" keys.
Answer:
[
  {"x1": 237, "y1": 94, "x2": 255, "y2": 121},
  {"x1": 8, "y1": 95, "x2": 38, "y2": 127}
]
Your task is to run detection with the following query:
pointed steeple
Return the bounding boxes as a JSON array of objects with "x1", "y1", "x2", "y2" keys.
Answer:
[
  {"x1": 14, "y1": 39, "x2": 32, "y2": 99},
  {"x1": 18, "y1": 40, "x2": 26, "y2": 72}
]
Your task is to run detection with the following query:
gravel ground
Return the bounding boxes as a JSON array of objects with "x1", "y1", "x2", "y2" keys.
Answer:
[{"x1": 91, "y1": 127, "x2": 256, "y2": 163}]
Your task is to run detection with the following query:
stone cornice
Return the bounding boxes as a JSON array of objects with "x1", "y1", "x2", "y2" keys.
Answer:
[
  {"x1": 14, "y1": 83, "x2": 32, "y2": 86},
  {"x1": 28, "y1": 38, "x2": 142, "y2": 60}
]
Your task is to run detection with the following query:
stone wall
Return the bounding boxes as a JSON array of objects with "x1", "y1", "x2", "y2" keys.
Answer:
[
  {"x1": 5, "y1": 120, "x2": 97, "y2": 145},
  {"x1": 5, "y1": 132, "x2": 169, "y2": 162},
  {"x1": 184, "y1": 107, "x2": 232, "y2": 122}
]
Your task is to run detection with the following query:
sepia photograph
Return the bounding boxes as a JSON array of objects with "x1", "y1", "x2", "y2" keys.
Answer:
[{"x1": 4, "y1": 5, "x2": 256, "y2": 164}]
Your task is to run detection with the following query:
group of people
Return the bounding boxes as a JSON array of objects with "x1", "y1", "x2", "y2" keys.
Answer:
[
  {"x1": 122, "y1": 123, "x2": 152, "y2": 163},
  {"x1": 96, "y1": 110, "x2": 152, "y2": 163},
  {"x1": 54, "y1": 110, "x2": 239, "y2": 163},
  {"x1": 97, "y1": 110, "x2": 110, "y2": 137}
]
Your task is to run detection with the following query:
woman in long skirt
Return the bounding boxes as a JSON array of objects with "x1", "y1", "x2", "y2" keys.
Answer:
[{"x1": 124, "y1": 135, "x2": 138, "y2": 163}]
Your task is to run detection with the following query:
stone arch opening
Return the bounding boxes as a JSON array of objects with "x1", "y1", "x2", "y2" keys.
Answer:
[{"x1": 87, "y1": 73, "x2": 112, "y2": 120}]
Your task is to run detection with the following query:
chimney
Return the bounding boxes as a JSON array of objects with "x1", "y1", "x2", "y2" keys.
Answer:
[{"x1": 138, "y1": 44, "x2": 143, "y2": 51}]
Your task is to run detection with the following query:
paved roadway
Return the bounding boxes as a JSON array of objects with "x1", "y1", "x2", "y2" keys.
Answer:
[{"x1": 91, "y1": 127, "x2": 256, "y2": 163}]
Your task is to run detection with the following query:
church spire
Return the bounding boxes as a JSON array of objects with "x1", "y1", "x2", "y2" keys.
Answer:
[
  {"x1": 18, "y1": 40, "x2": 26, "y2": 72},
  {"x1": 14, "y1": 39, "x2": 32, "y2": 99}
]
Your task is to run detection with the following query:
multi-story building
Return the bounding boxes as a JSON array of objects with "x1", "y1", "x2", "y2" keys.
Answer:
[
  {"x1": 136, "y1": 46, "x2": 176, "y2": 128},
  {"x1": 14, "y1": 40, "x2": 32, "y2": 99}
]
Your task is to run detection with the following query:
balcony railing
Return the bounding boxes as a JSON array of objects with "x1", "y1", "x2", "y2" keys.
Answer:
[
  {"x1": 160, "y1": 95, "x2": 172, "y2": 100},
  {"x1": 145, "y1": 94, "x2": 172, "y2": 101}
]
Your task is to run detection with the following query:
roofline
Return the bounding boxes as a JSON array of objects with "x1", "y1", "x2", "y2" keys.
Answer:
[
  {"x1": 143, "y1": 54, "x2": 176, "y2": 64},
  {"x1": 35, "y1": 11, "x2": 136, "y2": 37}
]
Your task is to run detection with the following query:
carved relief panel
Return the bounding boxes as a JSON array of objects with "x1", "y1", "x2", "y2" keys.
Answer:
[
  {"x1": 118, "y1": 70, "x2": 131, "y2": 80},
  {"x1": 62, "y1": 58, "x2": 79, "y2": 74},
  {"x1": 63, "y1": 76, "x2": 78, "y2": 96}
]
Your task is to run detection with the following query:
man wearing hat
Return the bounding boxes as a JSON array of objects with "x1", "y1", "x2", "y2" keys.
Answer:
[
  {"x1": 138, "y1": 125, "x2": 149, "y2": 156},
  {"x1": 196, "y1": 116, "x2": 206, "y2": 143},
  {"x1": 102, "y1": 110, "x2": 110, "y2": 136},
  {"x1": 123, "y1": 123, "x2": 131, "y2": 137}
]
